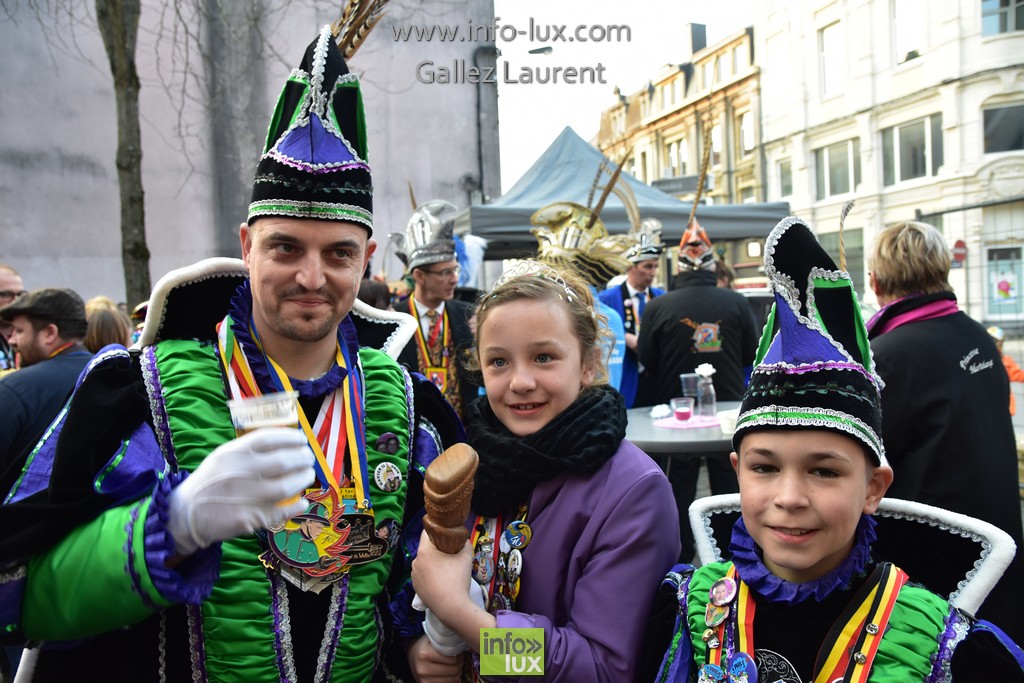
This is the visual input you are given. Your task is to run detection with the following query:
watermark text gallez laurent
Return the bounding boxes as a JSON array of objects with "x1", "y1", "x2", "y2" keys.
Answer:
[{"x1": 396, "y1": 16, "x2": 629, "y2": 86}]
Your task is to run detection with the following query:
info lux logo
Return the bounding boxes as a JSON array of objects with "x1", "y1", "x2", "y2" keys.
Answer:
[{"x1": 479, "y1": 628, "x2": 544, "y2": 676}]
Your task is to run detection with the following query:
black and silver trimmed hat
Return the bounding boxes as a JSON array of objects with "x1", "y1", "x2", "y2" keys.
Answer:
[
  {"x1": 733, "y1": 216, "x2": 888, "y2": 467},
  {"x1": 625, "y1": 218, "x2": 666, "y2": 263},
  {"x1": 530, "y1": 202, "x2": 632, "y2": 288},
  {"x1": 248, "y1": 24, "x2": 373, "y2": 233},
  {"x1": 391, "y1": 200, "x2": 458, "y2": 271}
]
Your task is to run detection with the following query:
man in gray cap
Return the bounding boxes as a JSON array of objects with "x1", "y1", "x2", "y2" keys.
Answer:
[{"x1": 0, "y1": 288, "x2": 91, "y2": 475}]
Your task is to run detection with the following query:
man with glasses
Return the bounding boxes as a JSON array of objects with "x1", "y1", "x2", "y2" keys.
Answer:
[
  {"x1": 0, "y1": 265, "x2": 26, "y2": 372},
  {"x1": 393, "y1": 201, "x2": 479, "y2": 420}
]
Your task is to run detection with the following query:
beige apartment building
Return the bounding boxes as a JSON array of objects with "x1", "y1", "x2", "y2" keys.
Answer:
[
  {"x1": 597, "y1": 1, "x2": 1024, "y2": 326},
  {"x1": 595, "y1": 25, "x2": 768, "y2": 285}
]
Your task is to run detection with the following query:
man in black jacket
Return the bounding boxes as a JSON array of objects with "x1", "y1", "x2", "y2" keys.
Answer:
[
  {"x1": 392, "y1": 201, "x2": 479, "y2": 420},
  {"x1": 638, "y1": 222, "x2": 758, "y2": 562},
  {"x1": 867, "y1": 220, "x2": 1024, "y2": 643}
]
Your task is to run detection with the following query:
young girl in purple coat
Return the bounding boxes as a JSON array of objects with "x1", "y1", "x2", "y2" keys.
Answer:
[{"x1": 410, "y1": 261, "x2": 679, "y2": 682}]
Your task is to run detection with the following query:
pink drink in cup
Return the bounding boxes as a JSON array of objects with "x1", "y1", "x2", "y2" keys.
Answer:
[{"x1": 671, "y1": 397, "x2": 694, "y2": 421}]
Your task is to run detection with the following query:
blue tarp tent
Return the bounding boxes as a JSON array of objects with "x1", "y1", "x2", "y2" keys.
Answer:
[{"x1": 455, "y1": 126, "x2": 790, "y2": 260}]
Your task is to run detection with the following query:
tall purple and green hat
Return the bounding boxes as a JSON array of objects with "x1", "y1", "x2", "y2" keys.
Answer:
[
  {"x1": 248, "y1": 24, "x2": 373, "y2": 233},
  {"x1": 733, "y1": 217, "x2": 888, "y2": 466}
]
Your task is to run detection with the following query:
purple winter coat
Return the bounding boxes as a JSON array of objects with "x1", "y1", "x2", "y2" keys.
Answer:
[{"x1": 489, "y1": 439, "x2": 679, "y2": 682}]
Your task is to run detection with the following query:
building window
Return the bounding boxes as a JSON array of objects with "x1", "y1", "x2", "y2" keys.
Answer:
[
  {"x1": 702, "y1": 62, "x2": 712, "y2": 90},
  {"x1": 714, "y1": 57, "x2": 723, "y2": 83},
  {"x1": 987, "y1": 246, "x2": 1024, "y2": 319},
  {"x1": 892, "y1": 0, "x2": 924, "y2": 63},
  {"x1": 665, "y1": 141, "x2": 678, "y2": 177},
  {"x1": 815, "y1": 139, "x2": 861, "y2": 199},
  {"x1": 711, "y1": 124, "x2": 722, "y2": 167},
  {"x1": 679, "y1": 138, "x2": 689, "y2": 176},
  {"x1": 740, "y1": 187, "x2": 755, "y2": 203},
  {"x1": 819, "y1": 229, "x2": 865, "y2": 293},
  {"x1": 982, "y1": 0, "x2": 1024, "y2": 35},
  {"x1": 819, "y1": 22, "x2": 846, "y2": 98},
  {"x1": 739, "y1": 111, "x2": 755, "y2": 156},
  {"x1": 778, "y1": 160, "x2": 793, "y2": 197},
  {"x1": 882, "y1": 114, "x2": 943, "y2": 185},
  {"x1": 984, "y1": 104, "x2": 1024, "y2": 152},
  {"x1": 732, "y1": 44, "x2": 747, "y2": 73}
]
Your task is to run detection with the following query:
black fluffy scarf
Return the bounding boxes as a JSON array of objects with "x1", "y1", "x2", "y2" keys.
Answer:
[{"x1": 467, "y1": 384, "x2": 627, "y2": 516}]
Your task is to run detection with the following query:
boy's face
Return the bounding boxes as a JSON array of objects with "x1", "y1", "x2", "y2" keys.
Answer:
[{"x1": 731, "y1": 430, "x2": 893, "y2": 584}]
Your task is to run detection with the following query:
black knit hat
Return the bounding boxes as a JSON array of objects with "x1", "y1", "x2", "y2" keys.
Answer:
[
  {"x1": 248, "y1": 25, "x2": 373, "y2": 233},
  {"x1": 733, "y1": 217, "x2": 887, "y2": 466}
]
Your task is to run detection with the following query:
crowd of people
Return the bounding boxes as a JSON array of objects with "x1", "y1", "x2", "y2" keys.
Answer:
[{"x1": 1, "y1": 17, "x2": 1024, "y2": 683}]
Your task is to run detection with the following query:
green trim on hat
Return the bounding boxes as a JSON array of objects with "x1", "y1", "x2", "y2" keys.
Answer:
[
  {"x1": 735, "y1": 405, "x2": 884, "y2": 464},
  {"x1": 263, "y1": 77, "x2": 311, "y2": 153},
  {"x1": 810, "y1": 275, "x2": 874, "y2": 374},
  {"x1": 335, "y1": 80, "x2": 368, "y2": 160},
  {"x1": 248, "y1": 199, "x2": 372, "y2": 228},
  {"x1": 753, "y1": 302, "x2": 778, "y2": 366}
]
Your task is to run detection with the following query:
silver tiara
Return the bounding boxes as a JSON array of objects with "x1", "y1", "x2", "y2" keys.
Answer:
[{"x1": 490, "y1": 260, "x2": 580, "y2": 304}]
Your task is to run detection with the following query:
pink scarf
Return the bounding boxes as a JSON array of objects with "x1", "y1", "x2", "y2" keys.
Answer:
[{"x1": 866, "y1": 294, "x2": 959, "y2": 336}]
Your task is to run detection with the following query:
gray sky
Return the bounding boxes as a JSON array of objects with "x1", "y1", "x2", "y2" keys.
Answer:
[{"x1": 494, "y1": 0, "x2": 756, "y2": 193}]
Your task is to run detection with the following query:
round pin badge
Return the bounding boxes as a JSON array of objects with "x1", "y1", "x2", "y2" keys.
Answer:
[
  {"x1": 704, "y1": 602, "x2": 730, "y2": 628},
  {"x1": 503, "y1": 520, "x2": 533, "y2": 550},
  {"x1": 709, "y1": 576, "x2": 737, "y2": 607},
  {"x1": 489, "y1": 592, "x2": 511, "y2": 612},
  {"x1": 727, "y1": 651, "x2": 757, "y2": 683},
  {"x1": 507, "y1": 549, "x2": 523, "y2": 583},
  {"x1": 499, "y1": 532, "x2": 511, "y2": 554},
  {"x1": 373, "y1": 462, "x2": 402, "y2": 493}
]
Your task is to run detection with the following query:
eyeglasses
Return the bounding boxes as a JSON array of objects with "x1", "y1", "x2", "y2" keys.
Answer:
[
  {"x1": 423, "y1": 266, "x2": 461, "y2": 278},
  {"x1": 0, "y1": 290, "x2": 26, "y2": 303}
]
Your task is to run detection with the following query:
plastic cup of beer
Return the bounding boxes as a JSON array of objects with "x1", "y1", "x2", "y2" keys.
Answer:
[
  {"x1": 671, "y1": 397, "x2": 694, "y2": 422},
  {"x1": 227, "y1": 392, "x2": 303, "y2": 506},
  {"x1": 227, "y1": 391, "x2": 300, "y2": 436}
]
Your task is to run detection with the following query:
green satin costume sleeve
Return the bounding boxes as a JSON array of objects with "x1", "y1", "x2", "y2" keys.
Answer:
[{"x1": 22, "y1": 495, "x2": 168, "y2": 640}]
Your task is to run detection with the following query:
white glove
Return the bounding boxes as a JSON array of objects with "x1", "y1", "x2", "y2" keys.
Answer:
[
  {"x1": 417, "y1": 577, "x2": 488, "y2": 656},
  {"x1": 166, "y1": 428, "x2": 315, "y2": 556}
]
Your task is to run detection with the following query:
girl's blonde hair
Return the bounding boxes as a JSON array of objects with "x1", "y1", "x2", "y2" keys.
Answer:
[
  {"x1": 868, "y1": 221, "x2": 952, "y2": 299},
  {"x1": 466, "y1": 261, "x2": 610, "y2": 386}
]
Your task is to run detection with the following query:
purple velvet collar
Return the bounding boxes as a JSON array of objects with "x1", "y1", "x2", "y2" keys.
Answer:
[
  {"x1": 227, "y1": 280, "x2": 358, "y2": 399},
  {"x1": 729, "y1": 514, "x2": 877, "y2": 604}
]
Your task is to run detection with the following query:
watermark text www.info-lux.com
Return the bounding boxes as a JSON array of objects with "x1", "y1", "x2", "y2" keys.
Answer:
[{"x1": 395, "y1": 17, "x2": 630, "y2": 86}]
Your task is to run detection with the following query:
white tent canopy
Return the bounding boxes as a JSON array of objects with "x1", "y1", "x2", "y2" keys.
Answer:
[{"x1": 455, "y1": 126, "x2": 791, "y2": 260}]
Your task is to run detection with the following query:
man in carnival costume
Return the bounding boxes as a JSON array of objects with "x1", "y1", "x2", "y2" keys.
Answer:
[
  {"x1": 389, "y1": 201, "x2": 479, "y2": 420},
  {"x1": 598, "y1": 217, "x2": 666, "y2": 408},
  {"x1": 0, "y1": 22, "x2": 461, "y2": 683},
  {"x1": 639, "y1": 221, "x2": 758, "y2": 562},
  {"x1": 655, "y1": 217, "x2": 1024, "y2": 683},
  {"x1": 531, "y1": 201, "x2": 630, "y2": 391}
]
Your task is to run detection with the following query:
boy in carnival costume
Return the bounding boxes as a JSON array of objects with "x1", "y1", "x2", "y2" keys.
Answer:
[{"x1": 655, "y1": 217, "x2": 1024, "y2": 682}]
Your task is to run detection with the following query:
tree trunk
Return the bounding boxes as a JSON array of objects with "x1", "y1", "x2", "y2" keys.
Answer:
[{"x1": 95, "y1": 0, "x2": 150, "y2": 307}]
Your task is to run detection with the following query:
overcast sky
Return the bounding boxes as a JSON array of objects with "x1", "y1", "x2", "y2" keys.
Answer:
[{"x1": 493, "y1": 0, "x2": 756, "y2": 193}]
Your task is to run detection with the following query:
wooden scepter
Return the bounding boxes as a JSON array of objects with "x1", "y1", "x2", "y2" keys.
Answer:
[{"x1": 422, "y1": 443, "x2": 479, "y2": 553}]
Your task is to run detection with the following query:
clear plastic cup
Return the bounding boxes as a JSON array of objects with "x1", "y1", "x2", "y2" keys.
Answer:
[
  {"x1": 227, "y1": 391, "x2": 300, "y2": 436},
  {"x1": 679, "y1": 373, "x2": 700, "y2": 397},
  {"x1": 227, "y1": 391, "x2": 304, "y2": 507},
  {"x1": 670, "y1": 397, "x2": 694, "y2": 421}
]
